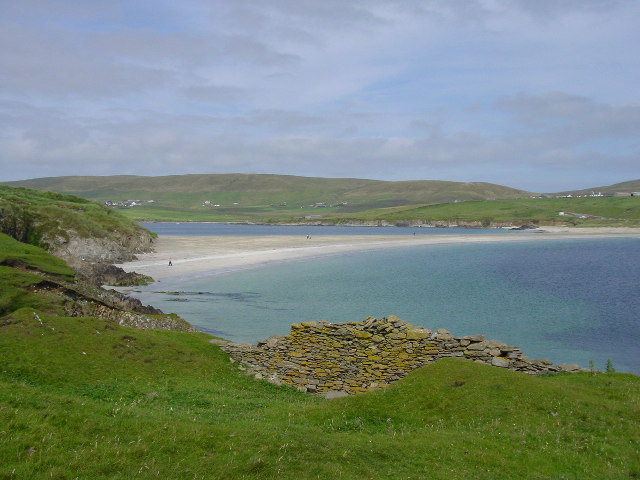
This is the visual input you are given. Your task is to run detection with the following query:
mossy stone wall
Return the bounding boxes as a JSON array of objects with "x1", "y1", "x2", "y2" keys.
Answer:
[{"x1": 220, "y1": 316, "x2": 581, "y2": 396}]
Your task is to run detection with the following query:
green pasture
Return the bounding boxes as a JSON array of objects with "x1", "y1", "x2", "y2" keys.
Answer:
[
  {"x1": 1, "y1": 234, "x2": 638, "y2": 479},
  {"x1": 326, "y1": 197, "x2": 640, "y2": 226}
]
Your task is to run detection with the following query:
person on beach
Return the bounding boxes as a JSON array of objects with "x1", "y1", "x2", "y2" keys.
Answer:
[{"x1": 168, "y1": 259, "x2": 172, "y2": 266}]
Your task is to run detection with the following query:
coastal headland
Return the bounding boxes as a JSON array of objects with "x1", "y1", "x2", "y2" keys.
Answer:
[{"x1": 118, "y1": 226, "x2": 640, "y2": 280}]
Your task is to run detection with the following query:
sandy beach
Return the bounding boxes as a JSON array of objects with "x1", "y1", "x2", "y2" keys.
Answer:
[{"x1": 116, "y1": 227, "x2": 640, "y2": 281}]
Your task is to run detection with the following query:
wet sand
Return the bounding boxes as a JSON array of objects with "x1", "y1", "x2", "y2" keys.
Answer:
[{"x1": 116, "y1": 227, "x2": 639, "y2": 281}]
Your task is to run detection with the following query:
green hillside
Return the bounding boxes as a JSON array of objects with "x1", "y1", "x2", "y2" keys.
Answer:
[
  {"x1": 1, "y1": 210, "x2": 638, "y2": 478},
  {"x1": 0, "y1": 185, "x2": 153, "y2": 249},
  {"x1": 2, "y1": 174, "x2": 532, "y2": 222},
  {"x1": 4, "y1": 175, "x2": 639, "y2": 226},
  {"x1": 560, "y1": 179, "x2": 640, "y2": 196},
  {"x1": 325, "y1": 197, "x2": 640, "y2": 227}
]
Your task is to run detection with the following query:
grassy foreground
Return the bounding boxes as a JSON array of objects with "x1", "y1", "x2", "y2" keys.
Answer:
[
  {"x1": 0, "y1": 316, "x2": 640, "y2": 479},
  {"x1": 1, "y1": 236, "x2": 639, "y2": 479},
  {"x1": 1, "y1": 313, "x2": 638, "y2": 479}
]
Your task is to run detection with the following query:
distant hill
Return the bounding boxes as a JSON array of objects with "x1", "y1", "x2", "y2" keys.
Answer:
[
  {"x1": 325, "y1": 196, "x2": 640, "y2": 227},
  {"x1": 2, "y1": 173, "x2": 531, "y2": 205},
  {"x1": 556, "y1": 179, "x2": 640, "y2": 196},
  {"x1": 2, "y1": 174, "x2": 533, "y2": 222}
]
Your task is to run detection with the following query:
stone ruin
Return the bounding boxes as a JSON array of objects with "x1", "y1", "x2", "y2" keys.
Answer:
[{"x1": 216, "y1": 316, "x2": 582, "y2": 397}]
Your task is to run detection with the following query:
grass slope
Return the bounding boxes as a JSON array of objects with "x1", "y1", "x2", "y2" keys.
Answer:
[
  {"x1": 326, "y1": 197, "x2": 640, "y2": 226},
  {"x1": 1, "y1": 235, "x2": 639, "y2": 479},
  {"x1": 560, "y1": 179, "x2": 640, "y2": 196},
  {"x1": 0, "y1": 233, "x2": 76, "y2": 317},
  {"x1": 2, "y1": 174, "x2": 531, "y2": 222},
  {"x1": 1, "y1": 313, "x2": 638, "y2": 479},
  {"x1": 0, "y1": 185, "x2": 153, "y2": 248}
]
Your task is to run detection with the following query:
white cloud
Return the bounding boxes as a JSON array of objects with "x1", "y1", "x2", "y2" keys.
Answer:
[{"x1": 0, "y1": 0, "x2": 638, "y2": 191}]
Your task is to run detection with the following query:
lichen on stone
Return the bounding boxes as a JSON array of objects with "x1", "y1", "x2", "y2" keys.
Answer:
[{"x1": 219, "y1": 316, "x2": 581, "y2": 397}]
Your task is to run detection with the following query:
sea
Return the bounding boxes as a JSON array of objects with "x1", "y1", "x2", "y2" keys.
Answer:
[{"x1": 124, "y1": 223, "x2": 640, "y2": 374}]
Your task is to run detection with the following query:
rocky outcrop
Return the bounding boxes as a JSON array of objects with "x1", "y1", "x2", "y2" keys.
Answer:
[
  {"x1": 65, "y1": 300, "x2": 194, "y2": 331},
  {"x1": 75, "y1": 263, "x2": 153, "y2": 287},
  {"x1": 219, "y1": 316, "x2": 582, "y2": 396},
  {"x1": 42, "y1": 232, "x2": 156, "y2": 287},
  {"x1": 48, "y1": 232, "x2": 154, "y2": 265},
  {"x1": 31, "y1": 280, "x2": 195, "y2": 332},
  {"x1": 1, "y1": 188, "x2": 194, "y2": 332},
  {"x1": 0, "y1": 188, "x2": 156, "y2": 282}
]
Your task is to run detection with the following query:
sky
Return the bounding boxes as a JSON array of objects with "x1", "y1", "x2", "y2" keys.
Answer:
[{"x1": 1, "y1": 0, "x2": 639, "y2": 192}]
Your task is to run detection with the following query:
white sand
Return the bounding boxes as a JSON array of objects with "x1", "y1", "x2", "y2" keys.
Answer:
[{"x1": 116, "y1": 227, "x2": 640, "y2": 282}]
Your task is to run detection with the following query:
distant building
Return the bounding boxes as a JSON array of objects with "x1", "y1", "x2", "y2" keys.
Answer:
[{"x1": 104, "y1": 199, "x2": 155, "y2": 208}]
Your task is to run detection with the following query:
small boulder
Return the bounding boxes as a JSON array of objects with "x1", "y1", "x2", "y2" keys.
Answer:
[
  {"x1": 406, "y1": 328, "x2": 430, "y2": 340},
  {"x1": 466, "y1": 341, "x2": 487, "y2": 351},
  {"x1": 558, "y1": 363, "x2": 581, "y2": 372},
  {"x1": 463, "y1": 334, "x2": 485, "y2": 342},
  {"x1": 265, "y1": 335, "x2": 284, "y2": 347},
  {"x1": 491, "y1": 357, "x2": 510, "y2": 368},
  {"x1": 434, "y1": 328, "x2": 453, "y2": 341},
  {"x1": 325, "y1": 390, "x2": 349, "y2": 400},
  {"x1": 484, "y1": 339, "x2": 508, "y2": 349}
]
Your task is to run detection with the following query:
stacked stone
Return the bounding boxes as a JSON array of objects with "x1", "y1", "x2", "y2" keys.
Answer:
[
  {"x1": 61, "y1": 297, "x2": 195, "y2": 331},
  {"x1": 218, "y1": 315, "x2": 581, "y2": 396}
]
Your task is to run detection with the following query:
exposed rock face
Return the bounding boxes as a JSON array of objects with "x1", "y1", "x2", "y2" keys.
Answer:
[
  {"x1": 65, "y1": 301, "x2": 194, "y2": 331},
  {"x1": 0, "y1": 197, "x2": 155, "y2": 282},
  {"x1": 1, "y1": 191, "x2": 194, "y2": 332},
  {"x1": 75, "y1": 263, "x2": 153, "y2": 287},
  {"x1": 47, "y1": 234, "x2": 155, "y2": 287},
  {"x1": 49, "y1": 232, "x2": 154, "y2": 265},
  {"x1": 31, "y1": 281, "x2": 195, "y2": 332},
  {"x1": 219, "y1": 316, "x2": 582, "y2": 396}
]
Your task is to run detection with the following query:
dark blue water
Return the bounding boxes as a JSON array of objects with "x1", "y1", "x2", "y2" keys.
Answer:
[
  {"x1": 126, "y1": 236, "x2": 640, "y2": 374},
  {"x1": 141, "y1": 222, "x2": 529, "y2": 236}
]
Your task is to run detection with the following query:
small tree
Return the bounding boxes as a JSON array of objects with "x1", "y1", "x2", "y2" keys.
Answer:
[{"x1": 605, "y1": 359, "x2": 616, "y2": 373}]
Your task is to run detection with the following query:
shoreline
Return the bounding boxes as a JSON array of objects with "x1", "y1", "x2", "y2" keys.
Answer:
[{"x1": 117, "y1": 227, "x2": 640, "y2": 282}]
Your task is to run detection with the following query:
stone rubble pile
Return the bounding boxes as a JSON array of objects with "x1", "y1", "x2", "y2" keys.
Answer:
[{"x1": 218, "y1": 316, "x2": 582, "y2": 396}]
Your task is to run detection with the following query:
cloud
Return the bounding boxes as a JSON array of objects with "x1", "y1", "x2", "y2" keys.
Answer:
[
  {"x1": 2, "y1": 91, "x2": 636, "y2": 192},
  {"x1": 497, "y1": 93, "x2": 640, "y2": 158},
  {"x1": 0, "y1": 0, "x2": 638, "y2": 191},
  {"x1": 182, "y1": 85, "x2": 249, "y2": 104},
  {"x1": 499, "y1": 93, "x2": 640, "y2": 132}
]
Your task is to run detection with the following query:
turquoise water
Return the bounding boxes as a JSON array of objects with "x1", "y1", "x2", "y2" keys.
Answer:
[{"x1": 126, "y1": 238, "x2": 640, "y2": 374}]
